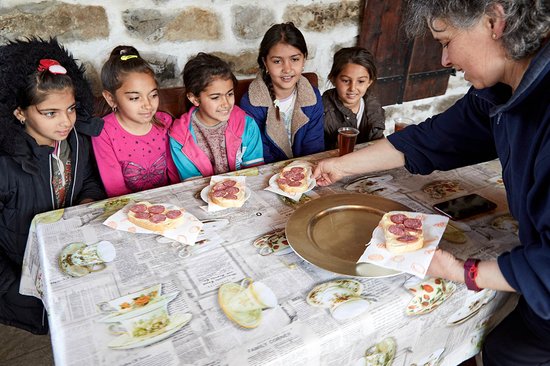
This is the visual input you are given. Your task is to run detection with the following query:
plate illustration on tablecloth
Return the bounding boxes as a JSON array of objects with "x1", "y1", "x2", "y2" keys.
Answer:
[
  {"x1": 108, "y1": 313, "x2": 192, "y2": 349},
  {"x1": 446, "y1": 289, "x2": 496, "y2": 325},
  {"x1": 406, "y1": 282, "x2": 456, "y2": 316},
  {"x1": 306, "y1": 280, "x2": 363, "y2": 307}
]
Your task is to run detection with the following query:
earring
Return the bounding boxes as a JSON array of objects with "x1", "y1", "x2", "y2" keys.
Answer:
[
  {"x1": 112, "y1": 106, "x2": 118, "y2": 113},
  {"x1": 492, "y1": 33, "x2": 497, "y2": 40},
  {"x1": 19, "y1": 119, "x2": 25, "y2": 125}
]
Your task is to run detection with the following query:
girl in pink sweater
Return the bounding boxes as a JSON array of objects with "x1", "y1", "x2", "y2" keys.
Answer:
[{"x1": 92, "y1": 46, "x2": 179, "y2": 197}]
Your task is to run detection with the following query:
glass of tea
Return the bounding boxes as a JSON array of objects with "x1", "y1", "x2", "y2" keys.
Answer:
[
  {"x1": 337, "y1": 127, "x2": 360, "y2": 156},
  {"x1": 394, "y1": 117, "x2": 415, "y2": 132}
]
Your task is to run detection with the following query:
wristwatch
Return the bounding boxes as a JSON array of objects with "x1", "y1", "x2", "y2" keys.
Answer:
[{"x1": 464, "y1": 258, "x2": 482, "y2": 292}]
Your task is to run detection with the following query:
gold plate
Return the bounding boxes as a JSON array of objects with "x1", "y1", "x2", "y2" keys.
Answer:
[{"x1": 285, "y1": 193, "x2": 410, "y2": 277}]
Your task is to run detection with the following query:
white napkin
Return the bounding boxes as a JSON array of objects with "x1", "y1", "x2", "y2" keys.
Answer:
[
  {"x1": 357, "y1": 211, "x2": 449, "y2": 277},
  {"x1": 200, "y1": 175, "x2": 247, "y2": 212},
  {"x1": 264, "y1": 160, "x2": 316, "y2": 201},
  {"x1": 103, "y1": 203, "x2": 203, "y2": 245}
]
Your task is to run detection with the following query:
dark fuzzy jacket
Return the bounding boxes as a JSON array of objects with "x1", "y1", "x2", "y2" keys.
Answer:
[
  {"x1": 0, "y1": 38, "x2": 105, "y2": 334},
  {"x1": 322, "y1": 89, "x2": 385, "y2": 150}
]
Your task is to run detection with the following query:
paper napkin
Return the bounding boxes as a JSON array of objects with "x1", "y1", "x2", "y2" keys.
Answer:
[
  {"x1": 103, "y1": 202, "x2": 203, "y2": 245},
  {"x1": 357, "y1": 211, "x2": 449, "y2": 277}
]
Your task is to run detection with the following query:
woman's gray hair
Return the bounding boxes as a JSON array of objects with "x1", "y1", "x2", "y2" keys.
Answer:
[{"x1": 404, "y1": 0, "x2": 550, "y2": 60}]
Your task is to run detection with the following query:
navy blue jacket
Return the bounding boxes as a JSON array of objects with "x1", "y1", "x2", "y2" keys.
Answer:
[
  {"x1": 388, "y1": 41, "x2": 550, "y2": 329},
  {"x1": 240, "y1": 75, "x2": 324, "y2": 163}
]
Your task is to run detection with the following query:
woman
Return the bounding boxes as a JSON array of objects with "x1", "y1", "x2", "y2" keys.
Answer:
[{"x1": 313, "y1": 1, "x2": 550, "y2": 364}]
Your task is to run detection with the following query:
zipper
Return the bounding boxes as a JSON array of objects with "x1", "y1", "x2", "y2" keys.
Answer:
[
  {"x1": 69, "y1": 130, "x2": 78, "y2": 205},
  {"x1": 48, "y1": 154, "x2": 55, "y2": 209}
]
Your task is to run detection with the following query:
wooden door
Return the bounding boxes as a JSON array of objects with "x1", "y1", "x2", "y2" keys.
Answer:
[{"x1": 358, "y1": 0, "x2": 454, "y2": 106}]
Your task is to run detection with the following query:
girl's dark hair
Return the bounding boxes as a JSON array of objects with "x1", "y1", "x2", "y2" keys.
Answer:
[
  {"x1": 257, "y1": 22, "x2": 308, "y2": 120},
  {"x1": 183, "y1": 52, "x2": 237, "y2": 98},
  {"x1": 17, "y1": 67, "x2": 74, "y2": 109},
  {"x1": 101, "y1": 45, "x2": 163, "y2": 127},
  {"x1": 328, "y1": 47, "x2": 378, "y2": 91},
  {"x1": 101, "y1": 45, "x2": 156, "y2": 94}
]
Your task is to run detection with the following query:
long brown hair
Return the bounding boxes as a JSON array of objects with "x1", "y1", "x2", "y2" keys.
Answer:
[{"x1": 257, "y1": 22, "x2": 308, "y2": 121}]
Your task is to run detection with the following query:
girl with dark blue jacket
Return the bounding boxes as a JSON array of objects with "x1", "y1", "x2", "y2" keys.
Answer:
[
  {"x1": 0, "y1": 39, "x2": 105, "y2": 334},
  {"x1": 240, "y1": 23, "x2": 324, "y2": 163}
]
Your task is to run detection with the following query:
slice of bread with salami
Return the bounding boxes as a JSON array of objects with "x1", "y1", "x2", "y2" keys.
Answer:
[
  {"x1": 127, "y1": 201, "x2": 186, "y2": 232},
  {"x1": 208, "y1": 179, "x2": 246, "y2": 208},
  {"x1": 276, "y1": 162, "x2": 312, "y2": 194},
  {"x1": 381, "y1": 212, "x2": 424, "y2": 254}
]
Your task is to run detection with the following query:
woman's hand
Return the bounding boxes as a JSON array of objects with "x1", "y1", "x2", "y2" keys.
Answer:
[
  {"x1": 312, "y1": 157, "x2": 347, "y2": 186},
  {"x1": 427, "y1": 248, "x2": 464, "y2": 283}
]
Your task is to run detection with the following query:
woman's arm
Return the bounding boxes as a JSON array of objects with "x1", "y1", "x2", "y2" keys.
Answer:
[{"x1": 313, "y1": 138, "x2": 405, "y2": 186}]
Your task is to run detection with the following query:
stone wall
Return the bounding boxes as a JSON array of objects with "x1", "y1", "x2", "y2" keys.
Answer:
[
  {"x1": 0, "y1": 0, "x2": 469, "y2": 121},
  {"x1": 0, "y1": 0, "x2": 362, "y2": 93}
]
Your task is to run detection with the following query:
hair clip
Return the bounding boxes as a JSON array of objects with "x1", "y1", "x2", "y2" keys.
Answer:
[
  {"x1": 37, "y1": 59, "x2": 67, "y2": 75},
  {"x1": 120, "y1": 55, "x2": 138, "y2": 61}
]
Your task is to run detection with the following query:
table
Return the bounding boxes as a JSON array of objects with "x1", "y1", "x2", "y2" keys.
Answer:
[{"x1": 20, "y1": 146, "x2": 519, "y2": 366}]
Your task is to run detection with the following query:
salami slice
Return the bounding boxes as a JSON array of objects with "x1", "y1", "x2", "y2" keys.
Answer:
[
  {"x1": 212, "y1": 183, "x2": 226, "y2": 191},
  {"x1": 129, "y1": 204, "x2": 148, "y2": 213},
  {"x1": 276, "y1": 178, "x2": 288, "y2": 185},
  {"x1": 213, "y1": 189, "x2": 226, "y2": 197},
  {"x1": 281, "y1": 171, "x2": 292, "y2": 179},
  {"x1": 225, "y1": 186, "x2": 240, "y2": 194},
  {"x1": 287, "y1": 180, "x2": 302, "y2": 187},
  {"x1": 390, "y1": 214, "x2": 407, "y2": 224},
  {"x1": 166, "y1": 210, "x2": 182, "y2": 219},
  {"x1": 149, "y1": 214, "x2": 167, "y2": 223},
  {"x1": 224, "y1": 194, "x2": 238, "y2": 200},
  {"x1": 134, "y1": 211, "x2": 151, "y2": 219},
  {"x1": 290, "y1": 173, "x2": 305, "y2": 181},
  {"x1": 388, "y1": 224, "x2": 406, "y2": 236},
  {"x1": 403, "y1": 218, "x2": 422, "y2": 229},
  {"x1": 148, "y1": 205, "x2": 166, "y2": 214},
  {"x1": 223, "y1": 180, "x2": 236, "y2": 187},
  {"x1": 396, "y1": 234, "x2": 418, "y2": 242},
  {"x1": 290, "y1": 167, "x2": 304, "y2": 173}
]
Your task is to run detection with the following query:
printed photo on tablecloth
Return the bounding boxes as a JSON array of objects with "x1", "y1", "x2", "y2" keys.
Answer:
[
  {"x1": 357, "y1": 211, "x2": 449, "y2": 277},
  {"x1": 95, "y1": 283, "x2": 192, "y2": 350},
  {"x1": 103, "y1": 202, "x2": 203, "y2": 245}
]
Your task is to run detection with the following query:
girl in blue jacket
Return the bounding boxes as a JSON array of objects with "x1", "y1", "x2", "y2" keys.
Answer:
[
  {"x1": 169, "y1": 53, "x2": 264, "y2": 180},
  {"x1": 240, "y1": 22, "x2": 324, "y2": 163},
  {"x1": 0, "y1": 39, "x2": 105, "y2": 334}
]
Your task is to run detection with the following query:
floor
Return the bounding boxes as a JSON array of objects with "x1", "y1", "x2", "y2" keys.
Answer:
[{"x1": 0, "y1": 323, "x2": 54, "y2": 366}]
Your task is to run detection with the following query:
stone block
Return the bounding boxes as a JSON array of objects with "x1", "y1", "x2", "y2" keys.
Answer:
[
  {"x1": 0, "y1": 2, "x2": 108, "y2": 43},
  {"x1": 122, "y1": 9, "x2": 166, "y2": 43},
  {"x1": 165, "y1": 8, "x2": 220, "y2": 41},
  {"x1": 284, "y1": 1, "x2": 360, "y2": 32},
  {"x1": 212, "y1": 50, "x2": 259, "y2": 77},
  {"x1": 231, "y1": 5, "x2": 275, "y2": 40}
]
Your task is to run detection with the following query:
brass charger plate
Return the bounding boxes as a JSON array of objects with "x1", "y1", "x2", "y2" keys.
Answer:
[{"x1": 286, "y1": 193, "x2": 410, "y2": 277}]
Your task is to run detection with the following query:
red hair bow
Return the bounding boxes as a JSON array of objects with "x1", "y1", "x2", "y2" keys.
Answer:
[{"x1": 37, "y1": 59, "x2": 67, "y2": 75}]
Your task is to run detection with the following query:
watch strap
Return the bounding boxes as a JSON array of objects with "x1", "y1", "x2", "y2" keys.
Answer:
[{"x1": 464, "y1": 258, "x2": 482, "y2": 292}]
